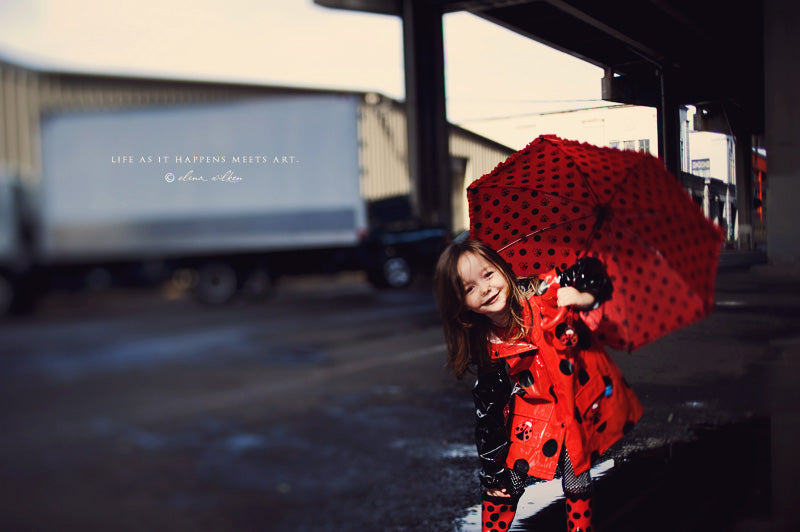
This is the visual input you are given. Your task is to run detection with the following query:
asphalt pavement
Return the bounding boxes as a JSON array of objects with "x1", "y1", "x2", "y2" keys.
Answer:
[{"x1": 0, "y1": 250, "x2": 798, "y2": 532}]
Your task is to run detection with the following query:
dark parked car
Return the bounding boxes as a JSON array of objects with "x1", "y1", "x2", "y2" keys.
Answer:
[{"x1": 362, "y1": 225, "x2": 450, "y2": 289}]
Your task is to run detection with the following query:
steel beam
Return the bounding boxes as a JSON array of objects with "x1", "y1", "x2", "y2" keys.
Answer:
[{"x1": 402, "y1": 0, "x2": 452, "y2": 230}]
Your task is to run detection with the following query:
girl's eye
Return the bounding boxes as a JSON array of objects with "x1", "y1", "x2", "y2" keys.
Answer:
[
  {"x1": 464, "y1": 286, "x2": 473, "y2": 294},
  {"x1": 485, "y1": 271, "x2": 494, "y2": 278}
]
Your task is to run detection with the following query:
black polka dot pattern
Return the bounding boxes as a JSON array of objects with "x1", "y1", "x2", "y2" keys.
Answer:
[
  {"x1": 467, "y1": 134, "x2": 725, "y2": 351},
  {"x1": 542, "y1": 438, "x2": 558, "y2": 457},
  {"x1": 482, "y1": 499, "x2": 518, "y2": 532},
  {"x1": 517, "y1": 369, "x2": 535, "y2": 388},
  {"x1": 565, "y1": 493, "x2": 594, "y2": 532}
]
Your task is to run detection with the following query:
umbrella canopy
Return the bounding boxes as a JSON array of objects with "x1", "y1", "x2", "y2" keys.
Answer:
[{"x1": 468, "y1": 135, "x2": 724, "y2": 351}]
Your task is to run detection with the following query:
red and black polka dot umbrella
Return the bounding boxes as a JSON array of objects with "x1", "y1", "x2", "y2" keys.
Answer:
[{"x1": 468, "y1": 135, "x2": 724, "y2": 351}]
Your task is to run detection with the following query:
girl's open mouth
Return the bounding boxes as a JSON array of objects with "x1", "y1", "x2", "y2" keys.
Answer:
[{"x1": 484, "y1": 293, "x2": 498, "y2": 307}]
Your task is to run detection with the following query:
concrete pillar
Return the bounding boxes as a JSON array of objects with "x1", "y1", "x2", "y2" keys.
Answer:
[
  {"x1": 763, "y1": 2, "x2": 800, "y2": 532},
  {"x1": 764, "y1": 0, "x2": 800, "y2": 266},
  {"x1": 656, "y1": 69, "x2": 682, "y2": 178},
  {"x1": 734, "y1": 132, "x2": 755, "y2": 250},
  {"x1": 726, "y1": 136, "x2": 736, "y2": 242},
  {"x1": 401, "y1": 0, "x2": 451, "y2": 232}
]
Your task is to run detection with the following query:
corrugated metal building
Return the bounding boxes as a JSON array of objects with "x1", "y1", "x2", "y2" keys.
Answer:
[{"x1": 0, "y1": 56, "x2": 512, "y2": 233}]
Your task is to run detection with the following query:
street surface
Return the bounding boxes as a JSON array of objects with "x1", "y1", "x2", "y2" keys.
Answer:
[{"x1": 1, "y1": 258, "x2": 798, "y2": 531}]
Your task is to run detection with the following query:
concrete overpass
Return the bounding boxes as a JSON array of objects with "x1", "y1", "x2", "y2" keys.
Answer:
[{"x1": 316, "y1": 0, "x2": 799, "y2": 268}]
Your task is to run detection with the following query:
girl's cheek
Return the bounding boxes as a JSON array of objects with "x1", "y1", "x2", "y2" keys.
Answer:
[{"x1": 463, "y1": 294, "x2": 472, "y2": 308}]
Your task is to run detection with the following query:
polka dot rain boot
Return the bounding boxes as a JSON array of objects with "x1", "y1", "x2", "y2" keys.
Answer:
[
  {"x1": 565, "y1": 492, "x2": 593, "y2": 532},
  {"x1": 481, "y1": 494, "x2": 517, "y2": 532}
]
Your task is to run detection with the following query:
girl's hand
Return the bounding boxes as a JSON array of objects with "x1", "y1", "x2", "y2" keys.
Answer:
[
  {"x1": 485, "y1": 488, "x2": 511, "y2": 498},
  {"x1": 557, "y1": 286, "x2": 596, "y2": 309}
]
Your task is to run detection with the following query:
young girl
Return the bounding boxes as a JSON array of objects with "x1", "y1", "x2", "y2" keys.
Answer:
[{"x1": 434, "y1": 239, "x2": 643, "y2": 532}]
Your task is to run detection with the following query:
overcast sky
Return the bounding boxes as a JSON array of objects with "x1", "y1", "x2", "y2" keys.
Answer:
[{"x1": 0, "y1": 0, "x2": 606, "y2": 149}]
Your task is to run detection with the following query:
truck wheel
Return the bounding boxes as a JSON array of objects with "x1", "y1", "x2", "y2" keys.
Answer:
[
  {"x1": 193, "y1": 262, "x2": 238, "y2": 305},
  {"x1": 0, "y1": 272, "x2": 14, "y2": 315},
  {"x1": 241, "y1": 266, "x2": 274, "y2": 301},
  {"x1": 0, "y1": 271, "x2": 39, "y2": 316},
  {"x1": 382, "y1": 256, "x2": 413, "y2": 289}
]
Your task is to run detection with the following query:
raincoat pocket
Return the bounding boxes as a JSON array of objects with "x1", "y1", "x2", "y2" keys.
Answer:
[{"x1": 505, "y1": 400, "x2": 561, "y2": 478}]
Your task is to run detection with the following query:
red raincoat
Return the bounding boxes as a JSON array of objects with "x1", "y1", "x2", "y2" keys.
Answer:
[{"x1": 485, "y1": 273, "x2": 643, "y2": 480}]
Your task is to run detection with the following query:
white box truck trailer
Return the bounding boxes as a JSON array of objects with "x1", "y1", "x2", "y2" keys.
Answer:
[{"x1": 0, "y1": 92, "x2": 448, "y2": 313}]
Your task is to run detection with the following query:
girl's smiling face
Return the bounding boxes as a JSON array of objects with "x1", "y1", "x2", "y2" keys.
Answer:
[{"x1": 457, "y1": 251, "x2": 511, "y2": 327}]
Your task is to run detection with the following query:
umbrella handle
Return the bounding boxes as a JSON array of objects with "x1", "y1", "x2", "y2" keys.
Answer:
[{"x1": 540, "y1": 306, "x2": 569, "y2": 330}]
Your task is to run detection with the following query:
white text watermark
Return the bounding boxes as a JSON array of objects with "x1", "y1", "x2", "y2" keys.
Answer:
[{"x1": 164, "y1": 170, "x2": 242, "y2": 183}]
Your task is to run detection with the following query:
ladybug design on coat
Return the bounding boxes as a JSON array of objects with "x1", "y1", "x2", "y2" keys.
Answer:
[{"x1": 514, "y1": 421, "x2": 533, "y2": 441}]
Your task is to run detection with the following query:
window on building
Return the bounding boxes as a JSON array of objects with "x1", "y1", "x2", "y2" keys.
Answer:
[
  {"x1": 623, "y1": 140, "x2": 635, "y2": 151},
  {"x1": 691, "y1": 158, "x2": 711, "y2": 178},
  {"x1": 609, "y1": 141, "x2": 620, "y2": 149},
  {"x1": 638, "y1": 139, "x2": 650, "y2": 153}
]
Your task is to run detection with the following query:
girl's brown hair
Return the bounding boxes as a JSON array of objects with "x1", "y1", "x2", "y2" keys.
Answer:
[{"x1": 434, "y1": 239, "x2": 538, "y2": 378}]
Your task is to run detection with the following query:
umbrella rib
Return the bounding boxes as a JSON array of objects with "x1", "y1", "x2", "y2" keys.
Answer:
[
  {"x1": 600, "y1": 217, "x2": 667, "y2": 264},
  {"x1": 568, "y1": 150, "x2": 653, "y2": 209},
  {"x1": 570, "y1": 158, "x2": 603, "y2": 206},
  {"x1": 604, "y1": 156, "x2": 652, "y2": 210},
  {"x1": 497, "y1": 213, "x2": 597, "y2": 254}
]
